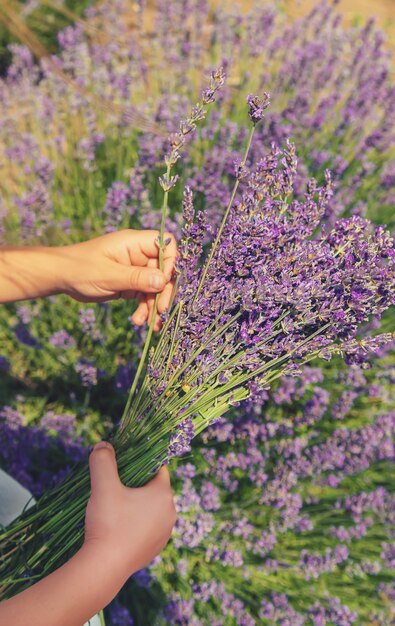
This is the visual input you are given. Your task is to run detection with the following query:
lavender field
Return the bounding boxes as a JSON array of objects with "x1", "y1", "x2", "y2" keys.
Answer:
[{"x1": 0, "y1": 1, "x2": 394, "y2": 624}]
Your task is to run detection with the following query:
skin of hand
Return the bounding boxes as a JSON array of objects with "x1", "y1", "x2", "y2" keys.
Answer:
[
  {"x1": 0, "y1": 229, "x2": 178, "y2": 331},
  {"x1": 84, "y1": 441, "x2": 177, "y2": 575},
  {"x1": 0, "y1": 442, "x2": 176, "y2": 626}
]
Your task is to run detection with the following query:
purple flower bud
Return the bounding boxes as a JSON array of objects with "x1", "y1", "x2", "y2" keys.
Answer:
[{"x1": 246, "y1": 93, "x2": 270, "y2": 124}]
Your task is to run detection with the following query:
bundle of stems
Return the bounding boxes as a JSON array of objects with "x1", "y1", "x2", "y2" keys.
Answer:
[{"x1": 1, "y1": 70, "x2": 394, "y2": 599}]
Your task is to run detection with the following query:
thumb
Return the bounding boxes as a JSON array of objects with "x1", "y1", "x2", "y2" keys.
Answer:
[
  {"x1": 116, "y1": 265, "x2": 166, "y2": 294},
  {"x1": 88, "y1": 441, "x2": 121, "y2": 498}
]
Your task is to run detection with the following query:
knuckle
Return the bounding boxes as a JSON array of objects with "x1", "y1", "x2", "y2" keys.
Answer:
[{"x1": 129, "y1": 267, "x2": 143, "y2": 290}]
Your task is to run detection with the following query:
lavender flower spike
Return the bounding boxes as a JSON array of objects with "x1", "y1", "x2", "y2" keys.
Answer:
[
  {"x1": 169, "y1": 418, "x2": 195, "y2": 458},
  {"x1": 247, "y1": 93, "x2": 271, "y2": 124}
]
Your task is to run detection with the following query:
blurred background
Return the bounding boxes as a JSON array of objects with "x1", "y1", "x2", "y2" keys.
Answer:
[{"x1": 0, "y1": 0, "x2": 394, "y2": 74}]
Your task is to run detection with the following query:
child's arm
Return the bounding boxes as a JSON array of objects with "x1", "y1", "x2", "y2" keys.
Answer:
[
  {"x1": 0, "y1": 229, "x2": 177, "y2": 330},
  {"x1": 0, "y1": 442, "x2": 176, "y2": 626}
]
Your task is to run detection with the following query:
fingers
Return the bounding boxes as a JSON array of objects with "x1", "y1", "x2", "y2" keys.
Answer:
[
  {"x1": 89, "y1": 442, "x2": 121, "y2": 498},
  {"x1": 161, "y1": 234, "x2": 178, "y2": 282},
  {"x1": 131, "y1": 296, "x2": 149, "y2": 325},
  {"x1": 103, "y1": 230, "x2": 178, "y2": 322},
  {"x1": 134, "y1": 281, "x2": 175, "y2": 330},
  {"x1": 157, "y1": 280, "x2": 175, "y2": 314},
  {"x1": 113, "y1": 265, "x2": 166, "y2": 295},
  {"x1": 131, "y1": 230, "x2": 178, "y2": 283},
  {"x1": 132, "y1": 281, "x2": 173, "y2": 329},
  {"x1": 132, "y1": 230, "x2": 178, "y2": 268},
  {"x1": 130, "y1": 267, "x2": 166, "y2": 293}
]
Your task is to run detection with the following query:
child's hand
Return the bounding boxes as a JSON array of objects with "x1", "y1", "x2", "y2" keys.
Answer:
[
  {"x1": 83, "y1": 442, "x2": 176, "y2": 576},
  {"x1": 0, "y1": 229, "x2": 178, "y2": 331},
  {"x1": 0, "y1": 442, "x2": 176, "y2": 626},
  {"x1": 63, "y1": 230, "x2": 178, "y2": 331}
]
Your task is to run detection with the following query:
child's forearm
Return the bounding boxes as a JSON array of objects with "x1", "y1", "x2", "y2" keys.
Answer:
[
  {"x1": 0, "y1": 246, "x2": 68, "y2": 303},
  {"x1": 0, "y1": 543, "x2": 130, "y2": 626}
]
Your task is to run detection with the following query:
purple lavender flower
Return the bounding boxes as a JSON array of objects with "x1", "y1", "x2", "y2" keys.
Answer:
[
  {"x1": 0, "y1": 356, "x2": 10, "y2": 372},
  {"x1": 168, "y1": 418, "x2": 195, "y2": 458},
  {"x1": 48, "y1": 330, "x2": 76, "y2": 349},
  {"x1": 33, "y1": 157, "x2": 54, "y2": 185},
  {"x1": 174, "y1": 510, "x2": 214, "y2": 549},
  {"x1": 175, "y1": 462, "x2": 196, "y2": 479},
  {"x1": 114, "y1": 362, "x2": 136, "y2": 394},
  {"x1": 75, "y1": 360, "x2": 98, "y2": 388},
  {"x1": 253, "y1": 531, "x2": 277, "y2": 557},
  {"x1": 300, "y1": 545, "x2": 349, "y2": 580},
  {"x1": 103, "y1": 181, "x2": 130, "y2": 232},
  {"x1": 381, "y1": 542, "x2": 395, "y2": 569},
  {"x1": 308, "y1": 598, "x2": 357, "y2": 626},
  {"x1": 164, "y1": 598, "x2": 194, "y2": 625},
  {"x1": 16, "y1": 304, "x2": 34, "y2": 324},
  {"x1": 79, "y1": 308, "x2": 96, "y2": 333},
  {"x1": 246, "y1": 93, "x2": 270, "y2": 124},
  {"x1": 108, "y1": 601, "x2": 134, "y2": 626},
  {"x1": 378, "y1": 582, "x2": 395, "y2": 603},
  {"x1": 57, "y1": 23, "x2": 84, "y2": 49},
  {"x1": 13, "y1": 181, "x2": 53, "y2": 240},
  {"x1": 78, "y1": 308, "x2": 103, "y2": 342},
  {"x1": 297, "y1": 386, "x2": 330, "y2": 427},
  {"x1": 6, "y1": 44, "x2": 35, "y2": 81},
  {"x1": 77, "y1": 134, "x2": 104, "y2": 172},
  {"x1": 331, "y1": 390, "x2": 359, "y2": 420},
  {"x1": 0, "y1": 408, "x2": 86, "y2": 498},
  {"x1": 13, "y1": 323, "x2": 42, "y2": 348},
  {"x1": 200, "y1": 480, "x2": 221, "y2": 511},
  {"x1": 201, "y1": 67, "x2": 226, "y2": 104},
  {"x1": 259, "y1": 593, "x2": 305, "y2": 625},
  {"x1": 132, "y1": 568, "x2": 152, "y2": 589},
  {"x1": 40, "y1": 412, "x2": 76, "y2": 442},
  {"x1": 220, "y1": 549, "x2": 243, "y2": 567},
  {"x1": 0, "y1": 406, "x2": 24, "y2": 429}
]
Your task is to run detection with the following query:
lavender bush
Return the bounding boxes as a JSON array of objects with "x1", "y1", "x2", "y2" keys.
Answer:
[
  {"x1": 142, "y1": 357, "x2": 394, "y2": 625},
  {"x1": 0, "y1": 1, "x2": 394, "y2": 624}
]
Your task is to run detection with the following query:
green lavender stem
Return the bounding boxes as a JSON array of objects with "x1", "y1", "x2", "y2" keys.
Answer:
[{"x1": 120, "y1": 164, "x2": 171, "y2": 427}]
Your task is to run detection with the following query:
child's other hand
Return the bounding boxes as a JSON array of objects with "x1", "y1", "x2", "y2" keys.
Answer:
[{"x1": 83, "y1": 442, "x2": 176, "y2": 576}]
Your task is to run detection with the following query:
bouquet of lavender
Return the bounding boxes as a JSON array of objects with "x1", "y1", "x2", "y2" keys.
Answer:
[{"x1": 1, "y1": 70, "x2": 394, "y2": 599}]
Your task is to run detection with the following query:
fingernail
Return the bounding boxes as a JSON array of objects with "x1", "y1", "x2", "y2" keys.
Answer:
[
  {"x1": 93, "y1": 441, "x2": 112, "y2": 452},
  {"x1": 150, "y1": 274, "x2": 165, "y2": 290}
]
